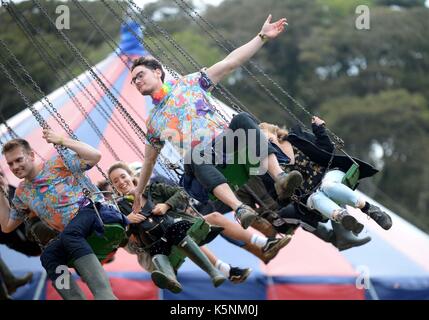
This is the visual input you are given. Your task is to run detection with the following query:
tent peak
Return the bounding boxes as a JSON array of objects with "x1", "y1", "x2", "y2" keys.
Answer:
[{"x1": 117, "y1": 20, "x2": 147, "y2": 57}]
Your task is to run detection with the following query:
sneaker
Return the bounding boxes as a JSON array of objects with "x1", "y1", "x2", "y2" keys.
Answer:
[
  {"x1": 366, "y1": 204, "x2": 392, "y2": 230},
  {"x1": 262, "y1": 236, "x2": 292, "y2": 262},
  {"x1": 235, "y1": 204, "x2": 258, "y2": 229},
  {"x1": 333, "y1": 209, "x2": 364, "y2": 235},
  {"x1": 275, "y1": 171, "x2": 303, "y2": 200},
  {"x1": 228, "y1": 266, "x2": 252, "y2": 284}
]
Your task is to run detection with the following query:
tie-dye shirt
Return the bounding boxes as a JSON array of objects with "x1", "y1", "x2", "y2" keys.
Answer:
[
  {"x1": 146, "y1": 72, "x2": 228, "y2": 154},
  {"x1": 9, "y1": 150, "x2": 103, "y2": 232}
]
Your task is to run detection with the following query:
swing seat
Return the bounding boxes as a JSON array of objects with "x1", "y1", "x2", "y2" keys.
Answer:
[
  {"x1": 212, "y1": 148, "x2": 258, "y2": 198},
  {"x1": 341, "y1": 163, "x2": 360, "y2": 190},
  {"x1": 168, "y1": 217, "x2": 210, "y2": 270},
  {"x1": 68, "y1": 223, "x2": 127, "y2": 267}
]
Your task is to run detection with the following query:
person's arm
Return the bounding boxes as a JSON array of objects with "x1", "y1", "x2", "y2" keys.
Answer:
[
  {"x1": 42, "y1": 129, "x2": 101, "y2": 167},
  {"x1": 311, "y1": 117, "x2": 334, "y2": 153},
  {"x1": 0, "y1": 194, "x2": 22, "y2": 233},
  {"x1": 151, "y1": 183, "x2": 189, "y2": 215},
  {"x1": 132, "y1": 144, "x2": 159, "y2": 213},
  {"x1": 0, "y1": 177, "x2": 24, "y2": 233},
  {"x1": 206, "y1": 14, "x2": 287, "y2": 85}
]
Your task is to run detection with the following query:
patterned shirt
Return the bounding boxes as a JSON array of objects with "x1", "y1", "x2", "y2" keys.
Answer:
[
  {"x1": 282, "y1": 146, "x2": 325, "y2": 194},
  {"x1": 10, "y1": 150, "x2": 103, "y2": 232},
  {"x1": 146, "y1": 72, "x2": 228, "y2": 155}
]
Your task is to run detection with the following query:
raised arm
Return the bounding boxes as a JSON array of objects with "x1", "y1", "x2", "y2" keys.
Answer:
[
  {"x1": 42, "y1": 129, "x2": 101, "y2": 167},
  {"x1": 311, "y1": 116, "x2": 334, "y2": 153},
  {"x1": 206, "y1": 14, "x2": 288, "y2": 85}
]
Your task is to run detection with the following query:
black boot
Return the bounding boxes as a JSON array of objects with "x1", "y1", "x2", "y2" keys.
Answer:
[
  {"x1": 332, "y1": 209, "x2": 364, "y2": 235},
  {"x1": 310, "y1": 223, "x2": 335, "y2": 243},
  {"x1": 331, "y1": 222, "x2": 372, "y2": 251},
  {"x1": 0, "y1": 258, "x2": 33, "y2": 294},
  {"x1": 364, "y1": 204, "x2": 392, "y2": 230},
  {"x1": 0, "y1": 281, "x2": 12, "y2": 300},
  {"x1": 151, "y1": 254, "x2": 182, "y2": 294},
  {"x1": 177, "y1": 235, "x2": 226, "y2": 287}
]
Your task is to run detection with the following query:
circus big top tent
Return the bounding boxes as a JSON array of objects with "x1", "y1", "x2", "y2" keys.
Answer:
[{"x1": 1, "y1": 21, "x2": 429, "y2": 300}]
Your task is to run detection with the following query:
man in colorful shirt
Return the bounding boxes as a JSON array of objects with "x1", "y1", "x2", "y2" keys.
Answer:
[
  {"x1": 0, "y1": 130, "x2": 127, "y2": 300},
  {"x1": 131, "y1": 15, "x2": 303, "y2": 230}
]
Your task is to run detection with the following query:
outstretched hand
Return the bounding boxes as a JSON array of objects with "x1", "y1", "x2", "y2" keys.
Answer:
[{"x1": 260, "y1": 14, "x2": 288, "y2": 39}]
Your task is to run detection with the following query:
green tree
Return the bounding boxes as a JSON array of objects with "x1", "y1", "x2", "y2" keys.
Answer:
[{"x1": 320, "y1": 89, "x2": 429, "y2": 231}]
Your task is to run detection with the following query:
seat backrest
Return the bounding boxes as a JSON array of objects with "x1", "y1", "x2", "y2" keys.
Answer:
[
  {"x1": 86, "y1": 223, "x2": 127, "y2": 262},
  {"x1": 341, "y1": 163, "x2": 360, "y2": 190}
]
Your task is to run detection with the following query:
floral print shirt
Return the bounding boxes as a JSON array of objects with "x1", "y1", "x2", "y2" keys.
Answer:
[
  {"x1": 10, "y1": 150, "x2": 103, "y2": 232},
  {"x1": 146, "y1": 72, "x2": 228, "y2": 155}
]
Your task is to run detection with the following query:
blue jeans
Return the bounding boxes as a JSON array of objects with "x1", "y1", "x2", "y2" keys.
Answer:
[
  {"x1": 40, "y1": 204, "x2": 125, "y2": 281},
  {"x1": 306, "y1": 170, "x2": 361, "y2": 219}
]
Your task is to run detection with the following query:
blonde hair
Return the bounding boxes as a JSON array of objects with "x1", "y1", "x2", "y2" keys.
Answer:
[{"x1": 259, "y1": 122, "x2": 289, "y2": 141}]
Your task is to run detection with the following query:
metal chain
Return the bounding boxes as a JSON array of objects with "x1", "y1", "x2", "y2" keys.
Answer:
[
  {"x1": 8, "y1": 0, "x2": 145, "y2": 161},
  {"x1": 0, "y1": 37, "x2": 113, "y2": 184},
  {"x1": 31, "y1": 0, "x2": 180, "y2": 185},
  {"x1": 124, "y1": 0, "x2": 244, "y2": 119},
  {"x1": 175, "y1": 0, "x2": 345, "y2": 148},
  {"x1": 0, "y1": 116, "x2": 46, "y2": 161},
  {"x1": 0, "y1": 58, "x2": 106, "y2": 224},
  {"x1": 6, "y1": 2, "x2": 122, "y2": 162},
  {"x1": 124, "y1": 0, "x2": 246, "y2": 120}
]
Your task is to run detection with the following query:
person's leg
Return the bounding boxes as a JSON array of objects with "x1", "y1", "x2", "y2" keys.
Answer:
[
  {"x1": 307, "y1": 191, "x2": 364, "y2": 234},
  {"x1": 151, "y1": 254, "x2": 182, "y2": 294},
  {"x1": 61, "y1": 207, "x2": 116, "y2": 300},
  {"x1": 212, "y1": 184, "x2": 243, "y2": 212},
  {"x1": 188, "y1": 160, "x2": 258, "y2": 229},
  {"x1": 177, "y1": 235, "x2": 226, "y2": 287},
  {"x1": 40, "y1": 238, "x2": 86, "y2": 300},
  {"x1": 200, "y1": 246, "x2": 252, "y2": 284},
  {"x1": 204, "y1": 212, "x2": 252, "y2": 242},
  {"x1": 320, "y1": 170, "x2": 364, "y2": 208},
  {"x1": 226, "y1": 112, "x2": 303, "y2": 199},
  {"x1": 321, "y1": 170, "x2": 392, "y2": 230}
]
